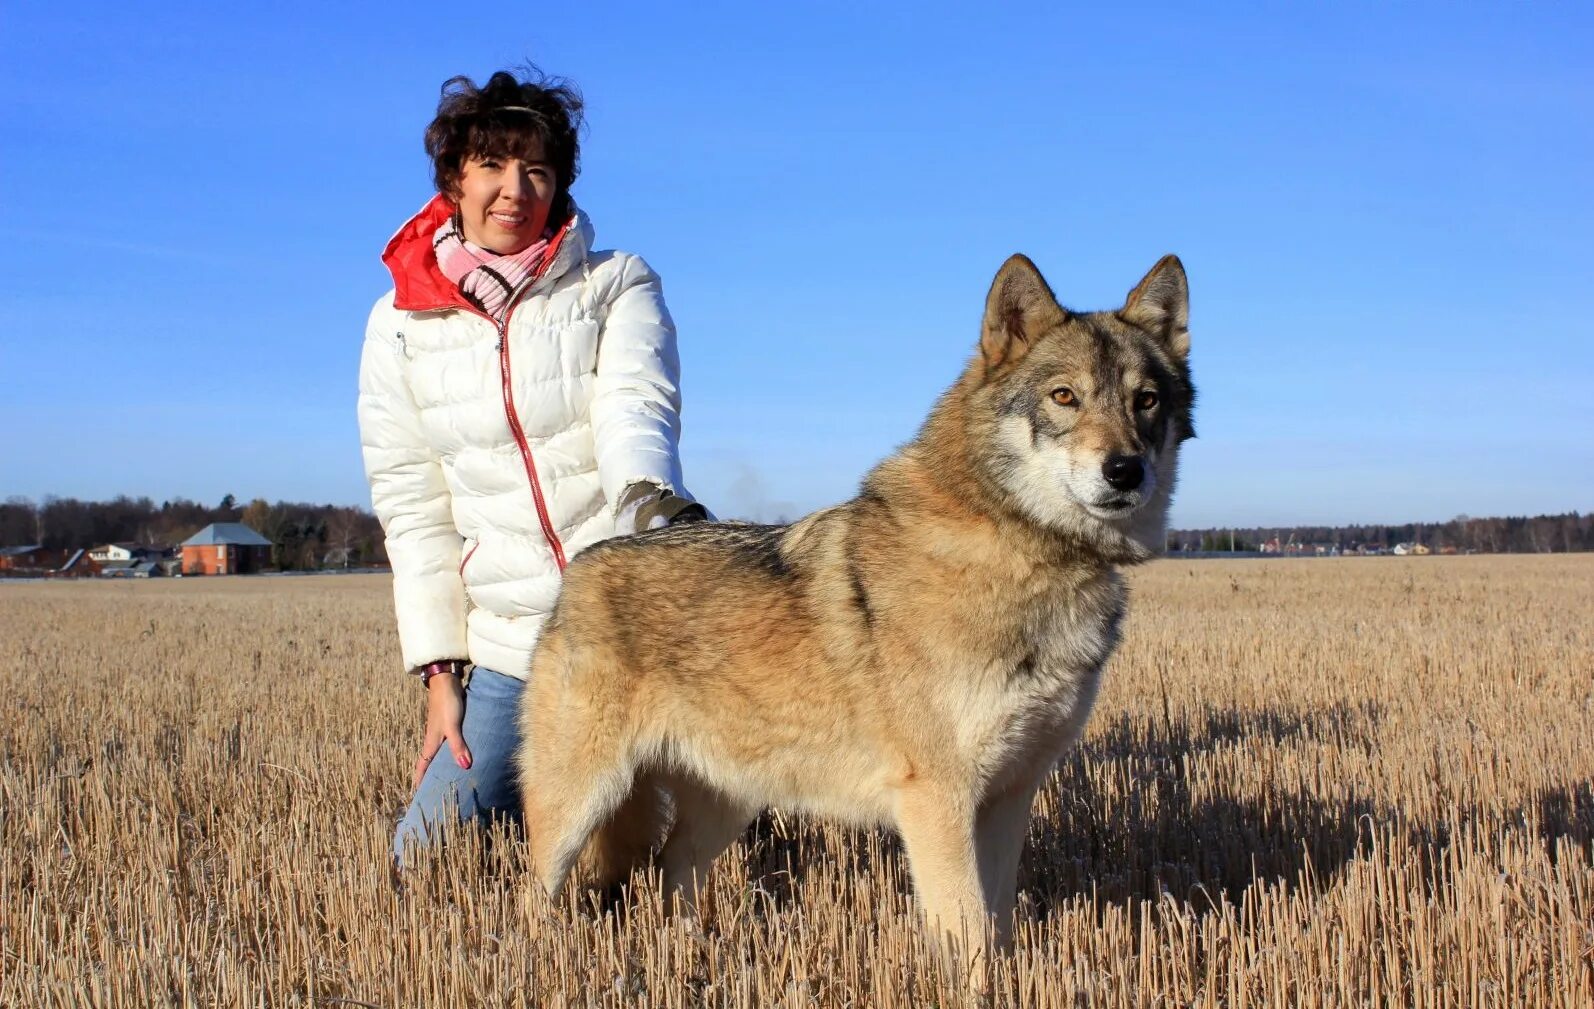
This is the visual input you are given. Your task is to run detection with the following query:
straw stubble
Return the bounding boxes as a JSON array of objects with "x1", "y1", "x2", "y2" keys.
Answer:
[{"x1": 1, "y1": 556, "x2": 1590, "y2": 1006}]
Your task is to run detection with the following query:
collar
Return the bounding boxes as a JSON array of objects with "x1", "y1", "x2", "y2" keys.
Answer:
[{"x1": 381, "y1": 194, "x2": 594, "y2": 313}]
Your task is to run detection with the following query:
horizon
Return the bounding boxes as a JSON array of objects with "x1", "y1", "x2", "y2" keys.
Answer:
[
  {"x1": 2, "y1": 3, "x2": 1590, "y2": 529},
  {"x1": 1, "y1": 489, "x2": 1584, "y2": 538}
]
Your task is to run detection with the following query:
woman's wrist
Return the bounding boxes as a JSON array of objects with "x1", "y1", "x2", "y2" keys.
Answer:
[
  {"x1": 621, "y1": 484, "x2": 709, "y2": 533},
  {"x1": 415, "y1": 659, "x2": 468, "y2": 687}
]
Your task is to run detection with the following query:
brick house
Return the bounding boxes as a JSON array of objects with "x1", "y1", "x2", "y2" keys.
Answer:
[
  {"x1": 0, "y1": 545, "x2": 65, "y2": 573},
  {"x1": 180, "y1": 523, "x2": 273, "y2": 575}
]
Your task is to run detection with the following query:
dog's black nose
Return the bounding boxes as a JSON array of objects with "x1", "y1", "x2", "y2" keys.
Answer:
[{"x1": 1102, "y1": 455, "x2": 1144, "y2": 491}]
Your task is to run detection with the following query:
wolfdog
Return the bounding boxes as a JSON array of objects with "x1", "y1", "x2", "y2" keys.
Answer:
[{"x1": 517, "y1": 253, "x2": 1194, "y2": 956}]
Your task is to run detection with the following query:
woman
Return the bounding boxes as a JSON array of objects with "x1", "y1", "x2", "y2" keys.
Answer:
[{"x1": 359, "y1": 69, "x2": 703, "y2": 864}]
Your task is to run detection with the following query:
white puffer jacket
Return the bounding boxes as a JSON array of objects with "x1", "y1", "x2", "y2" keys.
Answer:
[{"x1": 358, "y1": 195, "x2": 686, "y2": 679}]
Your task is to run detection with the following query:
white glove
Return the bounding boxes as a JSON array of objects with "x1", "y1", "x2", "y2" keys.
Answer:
[
  {"x1": 615, "y1": 482, "x2": 669, "y2": 535},
  {"x1": 614, "y1": 482, "x2": 712, "y2": 535}
]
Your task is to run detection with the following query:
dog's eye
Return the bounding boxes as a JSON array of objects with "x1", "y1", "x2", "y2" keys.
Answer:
[
  {"x1": 1051, "y1": 387, "x2": 1077, "y2": 407},
  {"x1": 1135, "y1": 391, "x2": 1159, "y2": 411}
]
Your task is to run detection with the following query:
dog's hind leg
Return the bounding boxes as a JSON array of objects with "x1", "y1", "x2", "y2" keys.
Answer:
[
  {"x1": 657, "y1": 775, "x2": 757, "y2": 911},
  {"x1": 582, "y1": 773, "x2": 671, "y2": 892}
]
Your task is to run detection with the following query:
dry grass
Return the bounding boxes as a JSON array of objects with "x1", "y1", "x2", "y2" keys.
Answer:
[{"x1": 2, "y1": 556, "x2": 1590, "y2": 1007}]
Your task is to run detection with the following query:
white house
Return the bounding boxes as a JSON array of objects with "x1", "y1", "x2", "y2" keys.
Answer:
[{"x1": 88, "y1": 543, "x2": 139, "y2": 562}]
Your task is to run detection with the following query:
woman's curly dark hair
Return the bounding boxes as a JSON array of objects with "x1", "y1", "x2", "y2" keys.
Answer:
[{"x1": 425, "y1": 68, "x2": 585, "y2": 224}]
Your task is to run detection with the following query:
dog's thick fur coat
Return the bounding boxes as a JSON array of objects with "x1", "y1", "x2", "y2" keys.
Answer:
[{"x1": 517, "y1": 254, "x2": 1194, "y2": 954}]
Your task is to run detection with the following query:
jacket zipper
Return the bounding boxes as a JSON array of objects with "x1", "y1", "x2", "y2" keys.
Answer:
[
  {"x1": 495, "y1": 307, "x2": 568, "y2": 572},
  {"x1": 403, "y1": 222, "x2": 577, "y2": 574}
]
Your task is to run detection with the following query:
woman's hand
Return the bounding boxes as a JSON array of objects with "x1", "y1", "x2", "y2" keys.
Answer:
[
  {"x1": 413, "y1": 673, "x2": 472, "y2": 791},
  {"x1": 620, "y1": 483, "x2": 711, "y2": 534}
]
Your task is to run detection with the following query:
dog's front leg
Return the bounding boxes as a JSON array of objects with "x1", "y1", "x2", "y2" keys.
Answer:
[
  {"x1": 974, "y1": 777, "x2": 1044, "y2": 950},
  {"x1": 894, "y1": 785, "x2": 991, "y2": 965}
]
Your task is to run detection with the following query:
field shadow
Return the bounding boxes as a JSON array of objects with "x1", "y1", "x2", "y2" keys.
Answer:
[
  {"x1": 1023, "y1": 757, "x2": 1379, "y2": 916},
  {"x1": 1521, "y1": 779, "x2": 1594, "y2": 848},
  {"x1": 729, "y1": 701, "x2": 1395, "y2": 923},
  {"x1": 1023, "y1": 704, "x2": 1593, "y2": 921},
  {"x1": 1188, "y1": 699, "x2": 1384, "y2": 751},
  {"x1": 1438, "y1": 779, "x2": 1594, "y2": 853},
  {"x1": 1016, "y1": 701, "x2": 1388, "y2": 913}
]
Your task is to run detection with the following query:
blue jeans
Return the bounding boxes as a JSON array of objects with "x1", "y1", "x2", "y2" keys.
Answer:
[{"x1": 393, "y1": 665, "x2": 525, "y2": 865}]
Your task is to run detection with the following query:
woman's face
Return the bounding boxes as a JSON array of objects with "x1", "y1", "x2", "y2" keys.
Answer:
[{"x1": 452, "y1": 140, "x2": 557, "y2": 255}]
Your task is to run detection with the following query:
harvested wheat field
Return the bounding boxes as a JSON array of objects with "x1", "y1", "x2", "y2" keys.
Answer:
[{"x1": 2, "y1": 555, "x2": 1590, "y2": 1007}]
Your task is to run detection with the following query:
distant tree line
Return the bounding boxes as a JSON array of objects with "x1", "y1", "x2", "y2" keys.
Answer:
[
  {"x1": 4, "y1": 496, "x2": 1588, "y2": 566},
  {"x1": 1168, "y1": 512, "x2": 1592, "y2": 554},
  {"x1": 0, "y1": 494, "x2": 388, "y2": 571}
]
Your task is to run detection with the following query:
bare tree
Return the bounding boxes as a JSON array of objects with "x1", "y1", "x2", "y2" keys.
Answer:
[{"x1": 324, "y1": 509, "x2": 361, "y2": 569}]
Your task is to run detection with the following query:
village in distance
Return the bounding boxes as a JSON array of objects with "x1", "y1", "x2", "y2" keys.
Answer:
[{"x1": 0, "y1": 493, "x2": 1589, "y2": 579}]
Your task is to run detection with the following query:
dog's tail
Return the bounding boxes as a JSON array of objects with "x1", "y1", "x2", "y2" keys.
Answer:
[{"x1": 519, "y1": 620, "x2": 648, "y2": 897}]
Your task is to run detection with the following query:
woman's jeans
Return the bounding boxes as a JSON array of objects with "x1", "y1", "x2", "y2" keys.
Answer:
[{"x1": 393, "y1": 666, "x2": 525, "y2": 865}]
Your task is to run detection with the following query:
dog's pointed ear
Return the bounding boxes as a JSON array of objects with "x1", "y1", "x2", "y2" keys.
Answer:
[
  {"x1": 981, "y1": 254, "x2": 1066, "y2": 371},
  {"x1": 1121, "y1": 255, "x2": 1190, "y2": 362}
]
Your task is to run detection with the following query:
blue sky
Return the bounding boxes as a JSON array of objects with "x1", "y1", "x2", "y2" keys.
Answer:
[{"x1": 2, "y1": 1, "x2": 1590, "y2": 527}]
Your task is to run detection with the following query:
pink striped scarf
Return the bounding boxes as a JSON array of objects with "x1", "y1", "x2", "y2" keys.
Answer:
[{"x1": 432, "y1": 215, "x2": 555, "y2": 322}]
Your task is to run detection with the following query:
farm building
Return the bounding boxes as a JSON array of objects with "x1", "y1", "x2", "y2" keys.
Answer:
[
  {"x1": 88, "y1": 542, "x2": 166, "y2": 564},
  {"x1": 55, "y1": 550, "x2": 103, "y2": 577},
  {"x1": 88, "y1": 543, "x2": 139, "y2": 563},
  {"x1": 98, "y1": 559, "x2": 162, "y2": 578},
  {"x1": 180, "y1": 523, "x2": 272, "y2": 575},
  {"x1": 0, "y1": 545, "x2": 65, "y2": 573}
]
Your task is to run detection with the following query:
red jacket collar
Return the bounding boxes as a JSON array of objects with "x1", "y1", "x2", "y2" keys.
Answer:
[
  {"x1": 381, "y1": 194, "x2": 578, "y2": 313},
  {"x1": 382, "y1": 195, "x2": 464, "y2": 312}
]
